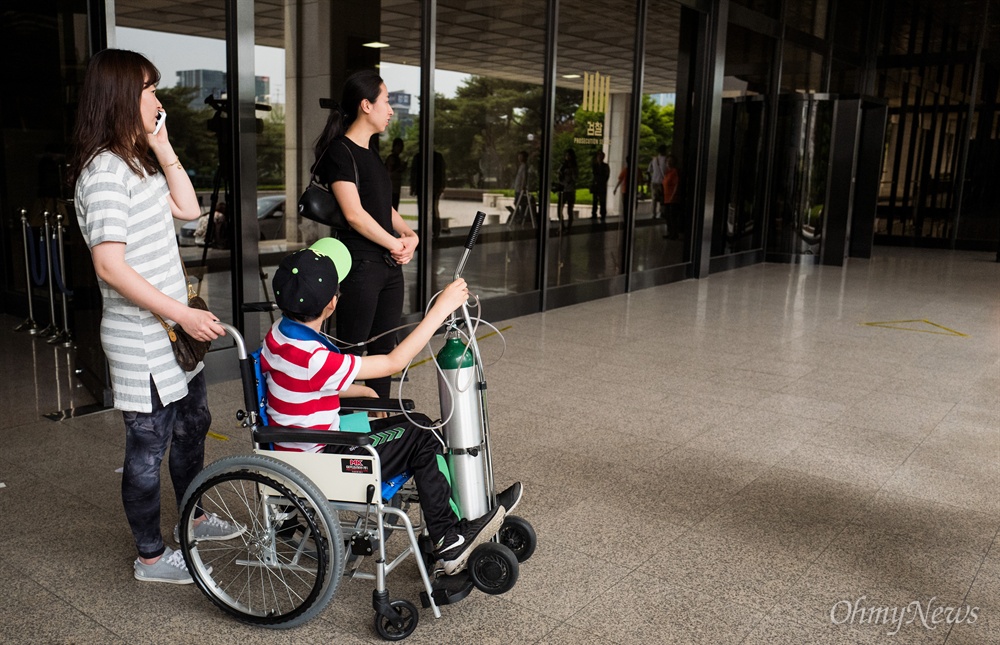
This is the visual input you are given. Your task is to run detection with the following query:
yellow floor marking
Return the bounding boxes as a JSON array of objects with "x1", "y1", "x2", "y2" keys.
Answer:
[
  {"x1": 861, "y1": 319, "x2": 969, "y2": 337},
  {"x1": 207, "y1": 431, "x2": 230, "y2": 441},
  {"x1": 397, "y1": 325, "x2": 513, "y2": 373}
]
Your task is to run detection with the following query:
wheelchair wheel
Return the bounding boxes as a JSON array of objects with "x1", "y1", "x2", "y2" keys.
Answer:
[
  {"x1": 468, "y1": 542, "x2": 519, "y2": 595},
  {"x1": 498, "y1": 515, "x2": 536, "y2": 562},
  {"x1": 373, "y1": 598, "x2": 419, "y2": 641},
  {"x1": 179, "y1": 454, "x2": 343, "y2": 628}
]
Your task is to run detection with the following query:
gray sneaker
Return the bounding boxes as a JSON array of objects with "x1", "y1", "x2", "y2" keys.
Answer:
[
  {"x1": 174, "y1": 513, "x2": 246, "y2": 544},
  {"x1": 133, "y1": 546, "x2": 194, "y2": 584}
]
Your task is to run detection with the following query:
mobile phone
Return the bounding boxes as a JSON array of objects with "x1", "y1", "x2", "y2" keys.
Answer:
[{"x1": 153, "y1": 110, "x2": 166, "y2": 135}]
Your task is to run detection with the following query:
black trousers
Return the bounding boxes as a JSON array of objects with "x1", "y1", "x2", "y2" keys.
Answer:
[
  {"x1": 592, "y1": 185, "x2": 608, "y2": 218},
  {"x1": 335, "y1": 258, "x2": 404, "y2": 400},
  {"x1": 122, "y1": 373, "x2": 211, "y2": 559},
  {"x1": 324, "y1": 413, "x2": 457, "y2": 543}
]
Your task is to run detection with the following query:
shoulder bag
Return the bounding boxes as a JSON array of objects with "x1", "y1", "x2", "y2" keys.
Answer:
[
  {"x1": 154, "y1": 256, "x2": 211, "y2": 371},
  {"x1": 298, "y1": 140, "x2": 360, "y2": 231}
]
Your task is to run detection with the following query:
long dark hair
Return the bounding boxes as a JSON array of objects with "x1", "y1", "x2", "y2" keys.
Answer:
[
  {"x1": 313, "y1": 69, "x2": 384, "y2": 160},
  {"x1": 563, "y1": 148, "x2": 577, "y2": 169},
  {"x1": 68, "y1": 49, "x2": 161, "y2": 185}
]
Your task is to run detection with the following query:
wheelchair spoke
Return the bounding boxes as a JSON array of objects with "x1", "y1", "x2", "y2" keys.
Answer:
[{"x1": 179, "y1": 456, "x2": 342, "y2": 627}]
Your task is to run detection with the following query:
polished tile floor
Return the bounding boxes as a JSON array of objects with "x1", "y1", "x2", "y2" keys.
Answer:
[{"x1": 1, "y1": 247, "x2": 997, "y2": 644}]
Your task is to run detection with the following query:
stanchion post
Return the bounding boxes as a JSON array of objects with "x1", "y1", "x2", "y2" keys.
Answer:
[
  {"x1": 14, "y1": 208, "x2": 40, "y2": 334},
  {"x1": 49, "y1": 213, "x2": 74, "y2": 347},
  {"x1": 37, "y1": 211, "x2": 60, "y2": 338}
]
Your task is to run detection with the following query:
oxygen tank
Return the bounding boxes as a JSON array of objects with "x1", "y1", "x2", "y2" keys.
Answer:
[{"x1": 436, "y1": 334, "x2": 489, "y2": 520}]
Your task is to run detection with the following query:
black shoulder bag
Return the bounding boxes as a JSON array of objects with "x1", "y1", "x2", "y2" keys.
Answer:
[{"x1": 298, "y1": 140, "x2": 360, "y2": 231}]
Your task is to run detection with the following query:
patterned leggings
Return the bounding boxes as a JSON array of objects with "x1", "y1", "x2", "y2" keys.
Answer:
[{"x1": 121, "y1": 373, "x2": 211, "y2": 559}]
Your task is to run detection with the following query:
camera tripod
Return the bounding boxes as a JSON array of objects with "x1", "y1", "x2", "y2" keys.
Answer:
[{"x1": 197, "y1": 94, "x2": 275, "y2": 322}]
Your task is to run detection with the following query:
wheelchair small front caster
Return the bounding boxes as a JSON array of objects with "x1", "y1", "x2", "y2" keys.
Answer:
[
  {"x1": 499, "y1": 515, "x2": 536, "y2": 562},
  {"x1": 373, "y1": 597, "x2": 419, "y2": 641},
  {"x1": 468, "y1": 542, "x2": 519, "y2": 595}
]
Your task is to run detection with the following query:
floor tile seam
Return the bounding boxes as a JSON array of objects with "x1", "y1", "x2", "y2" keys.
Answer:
[
  {"x1": 896, "y1": 440, "x2": 1000, "y2": 490},
  {"x1": 636, "y1": 557, "x2": 792, "y2": 622},
  {"x1": 671, "y1": 464, "x2": 836, "y2": 548},
  {"x1": 680, "y1": 509, "x2": 854, "y2": 569},
  {"x1": 733, "y1": 595, "x2": 831, "y2": 645},
  {"x1": 501, "y1": 558, "x2": 636, "y2": 625},
  {"x1": 736, "y1": 465, "x2": 884, "y2": 519},
  {"x1": 955, "y1": 524, "x2": 1000, "y2": 609},
  {"x1": 537, "y1": 518, "x2": 692, "y2": 569},
  {"x1": 938, "y1": 539, "x2": 997, "y2": 645}
]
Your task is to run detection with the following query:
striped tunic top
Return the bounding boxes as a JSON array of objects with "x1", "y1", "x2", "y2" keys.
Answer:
[
  {"x1": 75, "y1": 152, "x2": 192, "y2": 412},
  {"x1": 260, "y1": 317, "x2": 361, "y2": 452}
]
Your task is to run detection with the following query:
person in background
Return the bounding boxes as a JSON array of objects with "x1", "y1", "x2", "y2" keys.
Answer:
[
  {"x1": 591, "y1": 151, "x2": 610, "y2": 221},
  {"x1": 410, "y1": 149, "x2": 447, "y2": 239},
  {"x1": 647, "y1": 144, "x2": 667, "y2": 219},
  {"x1": 556, "y1": 148, "x2": 578, "y2": 230},
  {"x1": 384, "y1": 137, "x2": 407, "y2": 211},
  {"x1": 662, "y1": 154, "x2": 681, "y2": 239}
]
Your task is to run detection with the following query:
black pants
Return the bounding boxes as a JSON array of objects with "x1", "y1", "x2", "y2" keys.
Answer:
[
  {"x1": 592, "y1": 185, "x2": 607, "y2": 219},
  {"x1": 557, "y1": 190, "x2": 576, "y2": 227},
  {"x1": 336, "y1": 258, "x2": 404, "y2": 400},
  {"x1": 324, "y1": 413, "x2": 457, "y2": 543},
  {"x1": 121, "y1": 373, "x2": 211, "y2": 559}
]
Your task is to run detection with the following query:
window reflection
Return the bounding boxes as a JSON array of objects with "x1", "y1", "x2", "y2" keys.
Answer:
[
  {"x1": 548, "y1": 0, "x2": 638, "y2": 288},
  {"x1": 634, "y1": 0, "x2": 695, "y2": 273},
  {"x1": 432, "y1": 0, "x2": 546, "y2": 298},
  {"x1": 712, "y1": 24, "x2": 773, "y2": 257}
]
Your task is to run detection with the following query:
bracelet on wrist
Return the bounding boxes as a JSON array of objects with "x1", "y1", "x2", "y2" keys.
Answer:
[{"x1": 165, "y1": 157, "x2": 183, "y2": 171}]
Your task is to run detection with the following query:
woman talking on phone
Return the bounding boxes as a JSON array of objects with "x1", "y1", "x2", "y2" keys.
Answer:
[
  {"x1": 69, "y1": 49, "x2": 237, "y2": 585},
  {"x1": 312, "y1": 69, "x2": 419, "y2": 400}
]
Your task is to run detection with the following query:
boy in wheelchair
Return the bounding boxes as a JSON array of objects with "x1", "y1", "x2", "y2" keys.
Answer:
[{"x1": 260, "y1": 248, "x2": 522, "y2": 575}]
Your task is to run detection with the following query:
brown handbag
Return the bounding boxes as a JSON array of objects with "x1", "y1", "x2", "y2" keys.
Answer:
[{"x1": 154, "y1": 258, "x2": 211, "y2": 371}]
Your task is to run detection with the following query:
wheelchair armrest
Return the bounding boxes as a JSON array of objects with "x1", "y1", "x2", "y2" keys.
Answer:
[
  {"x1": 253, "y1": 425, "x2": 372, "y2": 447},
  {"x1": 340, "y1": 397, "x2": 415, "y2": 413}
]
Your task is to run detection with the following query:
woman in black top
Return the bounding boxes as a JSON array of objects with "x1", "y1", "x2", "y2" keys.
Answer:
[
  {"x1": 313, "y1": 69, "x2": 419, "y2": 399},
  {"x1": 556, "y1": 148, "x2": 578, "y2": 230}
]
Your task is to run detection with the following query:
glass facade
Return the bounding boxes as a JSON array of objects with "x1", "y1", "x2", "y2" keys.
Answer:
[
  {"x1": 634, "y1": 0, "x2": 696, "y2": 273},
  {"x1": 1, "y1": 0, "x2": 998, "y2": 396},
  {"x1": 547, "y1": 0, "x2": 637, "y2": 289},
  {"x1": 433, "y1": 0, "x2": 547, "y2": 300}
]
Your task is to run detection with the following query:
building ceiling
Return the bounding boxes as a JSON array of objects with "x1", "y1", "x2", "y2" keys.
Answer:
[
  {"x1": 114, "y1": 0, "x2": 684, "y2": 96},
  {"x1": 113, "y1": 0, "x2": 1000, "y2": 100}
]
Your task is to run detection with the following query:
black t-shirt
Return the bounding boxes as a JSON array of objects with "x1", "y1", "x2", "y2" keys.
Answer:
[{"x1": 315, "y1": 137, "x2": 393, "y2": 260}]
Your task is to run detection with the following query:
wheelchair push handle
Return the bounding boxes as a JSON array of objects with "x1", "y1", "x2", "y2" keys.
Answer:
[{"x1": 242, "y1": 301, "x2": 278, "y2": 313}]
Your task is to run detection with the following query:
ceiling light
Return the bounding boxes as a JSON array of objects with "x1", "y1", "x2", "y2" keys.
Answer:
[
  {"x1": 562, "y1": 74, "x2": 581, "y2": 79},
  {"x1": 363, "y1": 41, "x2": 390, "y2": 49}
]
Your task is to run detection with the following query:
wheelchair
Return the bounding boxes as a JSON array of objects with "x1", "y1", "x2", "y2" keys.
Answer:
[{"x1": 178, "y1": 213, "x2": 535, "y2": 640}]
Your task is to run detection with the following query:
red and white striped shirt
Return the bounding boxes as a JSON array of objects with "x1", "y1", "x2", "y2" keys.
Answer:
[{"x1": 259, "y1": 317, "x2": 361, "y2": 452}]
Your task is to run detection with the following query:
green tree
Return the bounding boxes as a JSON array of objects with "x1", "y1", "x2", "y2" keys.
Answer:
[
  {"x1": 155, "y1": 86, "x2": 217, "y2": 189},
  {"x1": 435, "y1": 76, "x2": 545, "y2": 189},
  {"x1": 638, "y1": 95, "x2": 675, "y2": 169}
]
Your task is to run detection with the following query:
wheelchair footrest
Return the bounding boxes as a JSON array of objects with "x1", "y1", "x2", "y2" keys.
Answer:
[{"x1": 421, "y1": 573, "x2": 474, "y2": 607}]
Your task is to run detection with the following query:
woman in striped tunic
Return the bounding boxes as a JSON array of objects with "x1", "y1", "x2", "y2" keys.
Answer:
[{"x1": 69, "y1": 49, "x2": 238, "y2": 584}]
